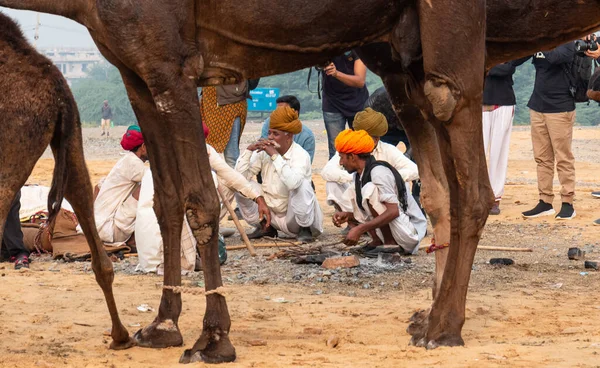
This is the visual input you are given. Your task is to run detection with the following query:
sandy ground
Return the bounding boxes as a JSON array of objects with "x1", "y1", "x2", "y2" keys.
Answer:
[{"x1": 2, "y1": 122, "x2": 600, "y2": 367}]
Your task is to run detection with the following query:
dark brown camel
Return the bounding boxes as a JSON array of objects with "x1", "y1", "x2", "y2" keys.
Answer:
[
  {"x1": 0, "y1": 12, "x2": 134, "y2": 349},
  {"x1": 1, "y1": 0, "x2": 600, "y2": 364}
]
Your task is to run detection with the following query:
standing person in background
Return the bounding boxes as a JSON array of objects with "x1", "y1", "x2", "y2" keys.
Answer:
[
  {"x1": 482, "y1": 61, "x2": 519, "y2": 215},
  {"x1": 1, "y1": 190, "x2": 30, "y2": 269},
  {"x1": 521, "y1": 41, "x2": 578, "y2": 220},
  {"x1": 101, "y1": 100, "x2": 113, "y2": 137},
  {"x1": 201, "y1": 81, "x2": 249, "y2": 168},
  {"x1": 321, "y1": 50, "x2": 369, "y2": 159}
]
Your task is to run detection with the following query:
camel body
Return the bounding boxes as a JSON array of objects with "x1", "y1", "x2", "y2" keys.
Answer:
[{"x1": 1, "y1": 0, "x2": 600, "y2": 363}]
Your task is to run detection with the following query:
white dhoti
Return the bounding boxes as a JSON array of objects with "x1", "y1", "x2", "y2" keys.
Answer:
[
  {"x1": 348, "y1": 180, "x2": 426, "y2": 255},
  {"x1": 236, "y1": 179, "x2": 323, "y2": 237},
  {"x1": 325, "y1": 182, "x2": 353, "y2": 212},
  {"x1": 135, "y1": 168, "x2": 197, "y2": 273},
  {"x1": 482, "y1": 105, "x2": 514, "y2": 200}
]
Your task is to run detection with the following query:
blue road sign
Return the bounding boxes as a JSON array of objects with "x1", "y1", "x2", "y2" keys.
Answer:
[{"x1": 248, "y1": 88, "x2": 280, "y2": 112}]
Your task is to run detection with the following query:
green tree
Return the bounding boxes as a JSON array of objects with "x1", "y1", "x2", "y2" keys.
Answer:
[{"x1": 71, "y1": 64, "x2": 137, "y2": 126}]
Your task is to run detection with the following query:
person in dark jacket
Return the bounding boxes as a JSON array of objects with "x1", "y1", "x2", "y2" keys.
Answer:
[
  {"x1": 521, "y1": 42, "x2": 578, "y2": 220},
  {"x1": 482, "y1": 62, "x2": 519, "y2": 215},
  {"x1": 1, "y1": 190, "x2": 30, "y2": 269},
  {"x1": 101, "y1": 100, "x2": 113, "y2": 137},
  {"x1": 321, "y1": 50, "x2": 369, "y2": 159}
]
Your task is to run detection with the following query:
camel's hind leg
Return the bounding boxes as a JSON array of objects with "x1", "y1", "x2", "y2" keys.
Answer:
[
  {"x1": 409, "y1": 0, "x2": 493, "y2": 348},
  {"x1": 61, "y1": 122, "x2": 134, "y2": 350}
]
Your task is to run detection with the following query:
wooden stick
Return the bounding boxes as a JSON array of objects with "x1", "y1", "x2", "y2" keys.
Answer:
[
  {"x1": 226, "y1": 242, "x2": 300, "y2": 251},
  {"x1": 217, "y1": 186, "x2": 256, "y2": 257},
  {"x1": 418, "y1": 244, "x2": 532, "y2": 252}
]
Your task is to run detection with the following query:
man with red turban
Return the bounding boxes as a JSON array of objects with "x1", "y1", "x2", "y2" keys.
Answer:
[
  {"x1": 94, "y1": 125, "x2": 148, "y2": 245},
  {"x1": 235, "y1": 106, "x2": 323, "y2": 243},
  {"x1": 332, "y1": 129, "x2": 426, "y2": 255}
]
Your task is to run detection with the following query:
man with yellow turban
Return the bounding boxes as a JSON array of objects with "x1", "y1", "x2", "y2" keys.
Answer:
[
  {"x1": 332, "y1": 129, "x2": 426, "y2": 254},
  {"x1": 235, "y1": 106, "x2": 323, "y2": 243},
  {"x1": 321, "y1": 107, "x2": 419, "y2": 230}
]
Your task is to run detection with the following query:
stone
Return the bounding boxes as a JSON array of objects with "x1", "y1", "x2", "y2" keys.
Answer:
[
  {"x1": 584, "y1": 260, "x2": 599, "y2": 270},
  {"x1": 568, "y1": 247, "x2": 585, "y2": 260},
  {"x1": 303, "y1": 327, "x2": 323, "y2": 335},
  {"x1": 248, "y1": 339, "x2": 267, "y2": 346},
  {"x1": 378, "y1": 253, "x2": 403, "y2": 265},
  {"x1": 489, "y1": 258, "x2": 514, "y2": 266},
  {"x1": 322, "y1": 255, "x2": 360, "y2": 269},
  {"x1": 326, "y1": 335, "x2": 340, "y2": 348},
  {"x1": 561, "y1": 327, "x2": 584, "y2": 335}
]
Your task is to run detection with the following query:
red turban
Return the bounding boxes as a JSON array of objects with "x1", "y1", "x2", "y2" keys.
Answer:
[
  {"x1": 334, "y1": 129, "x2": 375, "y2": 155},
  {"x1": 203, "y1": 122, "x2": 209, "y2": 138},
  {"x1": 121, "y1": 125, "x2": 144, "y2": 151}
]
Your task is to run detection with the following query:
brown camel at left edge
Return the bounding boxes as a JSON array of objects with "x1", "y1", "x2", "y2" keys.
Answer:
[
  {"x1": 2, "y1": 0, "x2": 600, "y2": 364},
  {"x1": 0, "y1": 12, "x2": 135, "y2": 350}
]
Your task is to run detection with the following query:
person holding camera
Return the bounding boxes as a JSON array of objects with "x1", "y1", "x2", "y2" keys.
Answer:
[
  {"x1": 321, "y1": 51, "x2": 369, "y2": 159},
  {"x1": 521, "y1": 40, "x2": 583, "y2": 220}
]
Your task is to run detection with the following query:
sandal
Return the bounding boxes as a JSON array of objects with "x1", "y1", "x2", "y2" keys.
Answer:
[{"x1": 12, "y1": 253, "x2": 30, "y2": 270}]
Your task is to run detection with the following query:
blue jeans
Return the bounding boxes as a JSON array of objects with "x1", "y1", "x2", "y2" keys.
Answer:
[
  {"x1": 323, "y1": 111, "x2": 355, "y2": 159},
  {"x1": 224, "y1": 117, "x2": 241, "y2": 168}
]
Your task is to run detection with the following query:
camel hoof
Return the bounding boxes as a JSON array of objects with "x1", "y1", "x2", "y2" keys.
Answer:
[
  {"x1": 109, "y1": 336, "x2": 136, "y2": 350},
  {"x1": 133, "y1": 319, "x2": 183, "y2": 348},
  {"x1": 180, "y1": 332, "x2": 236, "y2": 364},
  {"x1": 426, "y1": 334, "x2": 465, "y2": 350},
  {"x1": 424, "y1": 79, "x2": 457, "y2": 122}
]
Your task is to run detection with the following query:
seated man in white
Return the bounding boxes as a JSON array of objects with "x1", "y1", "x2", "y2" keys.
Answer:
[
  {"x1": 135, "y1": 124, "x2": 270, "y2": 273},
  {"x1": 321, "y1": 108, "x2": 418, "y2": 217},
  {"x1": 94, "y1": 125, "x2": 147, "y2": 245},
  {"x1": 332, "y1": 129, "x2": 427, "y2": 254},
  {"x1": 235, "y1": 106, "x2": 323, "y2": 243}
]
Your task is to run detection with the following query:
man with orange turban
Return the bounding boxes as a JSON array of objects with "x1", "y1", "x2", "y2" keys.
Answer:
[
  {"x1": 94, "y1": 125, "x2": 148, "y2": 245},
  {"x1": 321, "y1": 107, "x2": 419, "y2": 232},
  {"x1": 332, "y1": 129, "x2": 426, "y2": 255},
  {"x1": 235, "y1": 106, "x2": 323, "y2": 243}
]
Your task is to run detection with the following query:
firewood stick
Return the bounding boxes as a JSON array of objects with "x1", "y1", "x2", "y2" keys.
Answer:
[
  {"x1": 217, "y1": 186, "x2": 256, "y2": 257},
  {"x1": 418, "y1": 244, "x2": 532, "y2": 252},
  {"x1": 226, "y1": 242, "x2": 300, "y2": 251}
]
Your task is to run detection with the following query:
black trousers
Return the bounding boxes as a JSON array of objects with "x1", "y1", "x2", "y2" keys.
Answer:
[{"x1": 1, "y1": 190, "x2": 27, "y2": 259}]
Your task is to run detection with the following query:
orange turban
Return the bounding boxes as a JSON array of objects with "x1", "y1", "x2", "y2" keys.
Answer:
[
  {"x1": 334, "y1": 129, "x2": 375, "y2": 155},
  {"x1": 269, "y1": 106, "x2": 302, "y2": 134}
]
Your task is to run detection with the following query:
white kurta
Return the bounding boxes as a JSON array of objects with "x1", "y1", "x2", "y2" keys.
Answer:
[
  {"x1": 135, "y1": 144, "x2": 261, "y2": 273},
  {"x1": 482, "y1": 105, "x2": 514, "y2": 200},
  {"x1": 346, "y1": 166, "x2": 427, "y2": 254},
  {"x1": 94, "y1": 152, "x2": 145, "y2": 244},
  {"x1": 321, "y1": 141, "x2": 419, "y2": 209},
  {"x1": 235, "y1": 142, "x2": 323, "y2": 237}
]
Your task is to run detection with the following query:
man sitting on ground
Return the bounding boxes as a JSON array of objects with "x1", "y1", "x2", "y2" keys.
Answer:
[
  {"x1": 332, "y1": 130, "x2": 427, "y2": 254},
  {"x1": 260, "y1": 95, "x2": 316, "y2": 162},
  {"x1": 321, "y1": 107, "x2": 419, "y2": 218},
  {"x1": 236, "y1": 106, "x2": 323, "y2": 243},
  {"x1": 94, "y1": 125, "x2": 147, "y2": 245}
]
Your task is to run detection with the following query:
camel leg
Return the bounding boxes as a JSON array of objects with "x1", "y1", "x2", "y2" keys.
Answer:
[
  {"x1": 407, "y1": 0, "x2": 493, "y2": 348},
  {"x1": 382, "y1": 73, "x2": 450, "y2": 297},
  {"x1": 116, "y1": 64, "x2": 234, "y2": 361},
  {"x1": 62, "y1": 125, "x2": 134, "y2": 350}
]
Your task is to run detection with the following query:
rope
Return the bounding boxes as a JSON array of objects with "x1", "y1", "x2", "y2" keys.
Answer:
[
  {"x1": 162, "y1": 285, "x2": 227, "y2": 297},
  {"x1": 425, "y1": 238, "x2": 450, "y2": 254}
]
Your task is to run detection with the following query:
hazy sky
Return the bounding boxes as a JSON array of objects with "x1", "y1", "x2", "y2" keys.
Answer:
[{"x1": 0, "y1": 8, "x2": 95, "y2": 48}]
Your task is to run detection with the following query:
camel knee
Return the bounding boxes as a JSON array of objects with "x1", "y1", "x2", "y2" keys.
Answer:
[
  {"x1": 185, "y1": 195, "x2": 220, "y2": 247},
  {"x1": 424, "y1": 77, "x2": 459, "y2": 122},
  {"x1": 93, "y1": 259, "x2": 115, "y2": 288}
]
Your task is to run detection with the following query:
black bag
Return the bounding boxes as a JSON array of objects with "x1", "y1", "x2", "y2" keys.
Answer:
[
  {"x1": 562, "y1": 54, "x2": 594, "y2": 103},
  {"x1": 248, "y1": 78, "x2": 260, "y2": 91}
]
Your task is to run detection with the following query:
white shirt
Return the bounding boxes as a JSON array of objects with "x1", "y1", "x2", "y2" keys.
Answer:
[
  {"x1": 321, "y1": 141, "x2": 419, "y2": 184},
  {"x1": 347, "y1": 166, "x2": 427, "y2": 252},
  {"x1": 94, "y1": 152, "x2": 146, "y2": 242},
  {"x1": 236, "y1": 142, "x2": 311, "y2": 214},
  {"x1": 206, "y1": 144, "x2": 259, "y2": 200}
]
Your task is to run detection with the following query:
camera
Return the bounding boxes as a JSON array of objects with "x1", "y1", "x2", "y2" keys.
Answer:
[
  {"x1": 315, "y1": 61, "x2": 332, "y2": 72},
  {"x1": 575, "y1": 35, "x2": 598, "y2": 55}
]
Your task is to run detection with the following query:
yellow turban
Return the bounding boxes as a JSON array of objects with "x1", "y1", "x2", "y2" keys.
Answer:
[
  {"x1": 269, "y1": 106, "x2": 302, "y2": 134},
  {"x1": 335, "y1": 129, "x2": 375, "y2": 155},
  {"x1": 352, "y1": 107, "x2": 388, "y2": 137}
]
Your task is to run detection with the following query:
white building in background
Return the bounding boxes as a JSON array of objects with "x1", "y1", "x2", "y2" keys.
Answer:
[{"x1": 40, "y1": 48, "x2": 104, "y2": 81}]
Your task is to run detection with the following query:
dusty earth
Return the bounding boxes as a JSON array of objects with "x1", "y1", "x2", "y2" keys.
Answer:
[{"x1": 2, "y1": 122, "x2": 600, "y2": 368}]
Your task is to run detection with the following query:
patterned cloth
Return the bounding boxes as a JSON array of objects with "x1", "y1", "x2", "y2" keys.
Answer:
[{"x1": 201, "y1": 86, "x2": 247, "y2": 153}]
